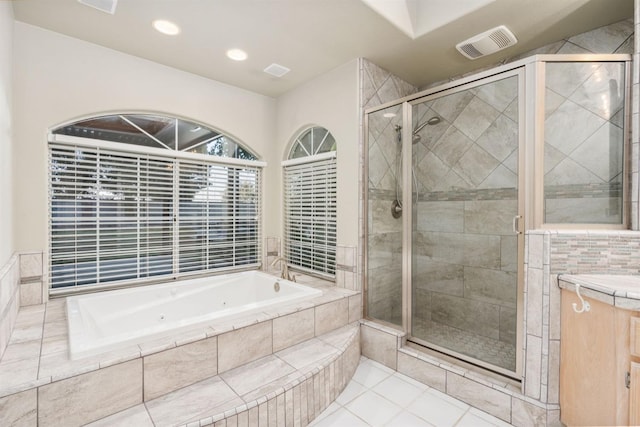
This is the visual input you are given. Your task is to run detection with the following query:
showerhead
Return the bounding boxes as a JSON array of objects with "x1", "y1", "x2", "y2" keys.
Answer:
[
  {"x1": 395, "y1": 116, "x2": 442, "y2": 144},
  {"x1": 411, "y1": 116, "x2": 442, "y2": 144}
]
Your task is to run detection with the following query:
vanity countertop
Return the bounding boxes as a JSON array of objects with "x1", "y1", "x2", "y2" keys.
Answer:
[{"x1": 558, "y1": 274, "x2": 640, "y2": 310}]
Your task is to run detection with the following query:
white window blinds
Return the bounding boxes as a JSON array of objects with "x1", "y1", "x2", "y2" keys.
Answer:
[
  {"x1": 283, "y1": 155, "x2": 337, "y2": 277},
  {"x1": 49, "y1": 143, "x2": 261, "y2": 290},
  {"x1": 178, "y1": 160, "x2": 261, "y2": 273}
]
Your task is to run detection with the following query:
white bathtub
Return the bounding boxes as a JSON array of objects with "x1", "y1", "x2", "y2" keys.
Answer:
[{"x1": 66, "y1": 270, "x2": 322, "y2": 360}]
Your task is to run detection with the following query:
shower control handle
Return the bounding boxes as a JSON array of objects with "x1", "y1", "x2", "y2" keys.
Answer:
[{"x1": 512, "y1": 215, "x2": 522, "y2": 235}]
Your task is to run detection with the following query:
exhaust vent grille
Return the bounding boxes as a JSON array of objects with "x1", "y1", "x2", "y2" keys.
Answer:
[
  {"x1": 264, "y1": 63, "x2": 291, "y2": 78},
  {"x1": 456, "y1": 25, "x2": 517, "y2": 60}
]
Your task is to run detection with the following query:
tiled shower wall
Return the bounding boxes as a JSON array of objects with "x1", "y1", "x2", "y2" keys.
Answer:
[
  {"x1": 410, "y1": 75, "x2": 519, "y2": 363},
  {"x1": 544, "y1": 61, "x2": 626, "y2": 224},
  {"x1": 362, "y1": 59, "x2": 417, "y2": 324},
  {"x1": 361, "y1": 16, "x2": 638, "y2": 426},
  {"x1": 423, "y1": 18, "x2": 637, "y2": 227}
]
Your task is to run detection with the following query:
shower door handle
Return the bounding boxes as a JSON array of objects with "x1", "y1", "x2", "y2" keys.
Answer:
[{"x1": 512, "y1": 215, "x2": 522, "y2": 235}]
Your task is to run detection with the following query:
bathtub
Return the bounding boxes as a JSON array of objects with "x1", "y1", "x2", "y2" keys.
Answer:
[{"x1": 66, "y1": 270, "x2": 322, "y2": 359}]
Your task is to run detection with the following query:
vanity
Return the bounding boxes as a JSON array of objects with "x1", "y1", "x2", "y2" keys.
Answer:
[{"x1": 559, "y1": 275, "x2": 640, "y2": 426}]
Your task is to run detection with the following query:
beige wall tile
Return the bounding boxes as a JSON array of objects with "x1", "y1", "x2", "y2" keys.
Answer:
[
  {"x1": 315, "y1": 298, "x2": 348, "y2": 336},
  {"x1": 397, "y1": 351, "x2": 446, "y2": 392},
  {"x1": 143, "y1": 337, "x2": 217, "y2": 401},
  {"x1": 446, "y1": 372, "x2": 511, "y2": 422},
  {"x1": 145, "y1": 376, "x2": 242, "y2": 426},
  {"x1": 348, "y1": 294, "x2": 362, "y2": 323},
  {"x1": 258, "y1": 402, "x2": 268, "y2": 427},
  {"x1": 526, "y1": 267, "x2": 543, "y2": 337},
  {"x1": 218, "y1": 321, "x2": 273, "y2": 373},
  {"x1": 272, "y1": 308, "x2": 315, "y2": 352},
  {"x1": 38, "y1": 359, "x2": 143, "y2": 426},
  {"x1": 85, "y1": 404, "x2": 154, "y2": 427},
  {"x1": 343, "y1": 331, "x2": 361, "y2": 381},
  {"x1": 511, "y1": 397, "x2": 547, "y2": 427},
  {"x1": 361, "y1": 324, "x2": 397, "y2": 369},
  {"x1": 19, "y1": 282, "x2": 42, "y2": 307},
  {"x1": 524, "y1": 335, "x2": 542, "y2": 399},
  {"x1": 464, "y1": 200, "x2": 517, "y2": 235},
  {"x1": 19, "y1": 253, "x2": 42, "y2": 280},
  {"x1": 268, "y1": 396, "x2": 277, "y2": 427},
  {"x1": 0, "y1": 389, "x2": 36, "y2": 426}
]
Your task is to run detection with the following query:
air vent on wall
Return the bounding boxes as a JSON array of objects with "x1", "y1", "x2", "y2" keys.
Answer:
[
  {"x1": 456, "y1": 25, "x2": 517, "y2": 60},
  {"x1": 264, "y1": 63, "x2": 291, "y2": 78},
  {"x1": 78, "y1": 0, "x2": 118, "y2": 15}
]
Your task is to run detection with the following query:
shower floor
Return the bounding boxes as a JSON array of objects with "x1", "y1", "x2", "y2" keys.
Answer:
[{"x1": 412, "y1": 321, "x2": 516, "y2": 372}]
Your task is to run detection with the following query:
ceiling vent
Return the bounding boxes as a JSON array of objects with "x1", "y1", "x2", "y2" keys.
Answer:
[
  {"x1": 456, "y1": 25, "x2": 517, "y2": 60},
  {"x1": 77, "y1": 0, "x2": 118, "y2": 15},
  {"x1": 264, "y1": 63, "x2": 291, "y2": 78}
]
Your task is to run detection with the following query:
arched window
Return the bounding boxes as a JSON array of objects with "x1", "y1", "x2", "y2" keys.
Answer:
[
  {"x1": 282, "y1": 126, "x2": 337, "y2": 278},
  {"x1": 48, "y1": 113, "x2": 264, "y2": 292}
]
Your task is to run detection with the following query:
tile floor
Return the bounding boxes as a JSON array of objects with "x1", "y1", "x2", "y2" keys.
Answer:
[{"x1": 311, "y1": 357, "x2": 513, "y2": 427}]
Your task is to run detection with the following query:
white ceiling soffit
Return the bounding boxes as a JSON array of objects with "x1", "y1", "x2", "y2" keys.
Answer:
[
  {"x1": 361, "y1": 0, "x2": 496, "y2": 39},
  {"x1": 77, "y1": 0, "x2": 117, "y2": 15}
]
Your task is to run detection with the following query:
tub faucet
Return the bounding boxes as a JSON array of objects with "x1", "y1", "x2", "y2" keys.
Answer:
[{"x1": 270, "y1": 256, "x2": 296, "y2": 282}]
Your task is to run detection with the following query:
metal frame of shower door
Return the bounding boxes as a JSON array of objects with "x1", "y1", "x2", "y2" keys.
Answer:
[
  {"x1": 362, "y1": 101, "x2": 408, "y2": 332},
  {"x1": 403, "y1": 67, "x2": 526, "y2": 380}
]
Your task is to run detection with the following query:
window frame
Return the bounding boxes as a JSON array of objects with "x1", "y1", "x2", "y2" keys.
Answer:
[
  {"x1": 282, "y1": 126, "x2": 337, "y2": 279},
  {"x1": 48, "y1": 126, "x2": 265, "y2": 295}
]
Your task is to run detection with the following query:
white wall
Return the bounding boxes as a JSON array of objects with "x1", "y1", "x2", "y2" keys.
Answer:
[
  {"x1": 12, "y1": 22, "x2": 276, "y2": 253},
  {"x1": 273, "y1": 60, "x2": 360, "y2": 247},
  {"x1": 0, "y1": 3, "x2": 14, "y2": 267}
]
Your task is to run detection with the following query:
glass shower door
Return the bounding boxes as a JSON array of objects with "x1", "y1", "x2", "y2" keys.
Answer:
[{"x1": 410, "y1": 72, "x2": 522, "y2": 375}]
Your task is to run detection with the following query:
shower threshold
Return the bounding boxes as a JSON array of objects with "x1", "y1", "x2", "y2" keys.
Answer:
[{"x1": 410, "y1": 321, "x2": 518, "y2": 380}]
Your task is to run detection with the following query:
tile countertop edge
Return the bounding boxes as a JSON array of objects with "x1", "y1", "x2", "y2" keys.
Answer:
[{"x1": 558, "y1": 274, "x2": 640, "y2": 310}]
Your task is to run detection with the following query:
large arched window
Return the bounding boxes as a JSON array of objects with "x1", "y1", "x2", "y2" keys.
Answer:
[
  {"x1": 49, "y1": 113, "x2": 264, "y2": 292},
  {"x1": 282, "y1": 126, "x2": 337, "y2": 277}
]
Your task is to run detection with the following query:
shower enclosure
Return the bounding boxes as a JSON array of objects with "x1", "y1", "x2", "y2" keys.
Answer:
[{"x1": 365, "y1": 54, "x2": 630, "y2": 378}]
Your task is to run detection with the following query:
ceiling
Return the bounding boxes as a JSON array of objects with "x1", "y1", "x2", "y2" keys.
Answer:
[{"x1": 11, "y1": 0, "x2": 634, "y2": 98}]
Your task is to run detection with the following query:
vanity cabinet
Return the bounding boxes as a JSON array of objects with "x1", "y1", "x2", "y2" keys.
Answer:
[{"x1": 560, "y1": 289, "x2": 634, "y2": 426}]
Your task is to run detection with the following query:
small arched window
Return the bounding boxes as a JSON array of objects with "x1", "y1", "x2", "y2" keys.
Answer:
[
  {"x1": 282, "y1": 126, "x2": 337, "y2": 278},
  {"x1": 48, "y1": 113, "x2": 264, "y2": 293}
]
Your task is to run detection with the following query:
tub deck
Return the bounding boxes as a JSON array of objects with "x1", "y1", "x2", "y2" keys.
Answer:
[{"x1": 0, "y1": 273, "x2": 362, "y2": 426}]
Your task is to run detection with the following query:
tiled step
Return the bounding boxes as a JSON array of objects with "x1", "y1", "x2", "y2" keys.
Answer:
[
  {"x1": 86, "y1": 323, "x2": 360, "y2": 427},
  {"x1": 0, "y1": 274, "x2": 362, "y2": 426}
]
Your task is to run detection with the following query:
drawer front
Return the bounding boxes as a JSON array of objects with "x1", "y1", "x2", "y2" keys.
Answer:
[{"x1": 631, "y1": 317, "x2": 640, "y2": 358}]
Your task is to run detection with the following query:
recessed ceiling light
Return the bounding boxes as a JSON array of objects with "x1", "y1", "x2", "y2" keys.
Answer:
[
  {"x1": 226, "y1": 49, "x2": 248, "y2": 61},
  {"x1": 153, "y1": 19, "x2": 180, "y2": 36},
  {"x1": 383, "y1": 113, "x2": 396, "y2": 118}
]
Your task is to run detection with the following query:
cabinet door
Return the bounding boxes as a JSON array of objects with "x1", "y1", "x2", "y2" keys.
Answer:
[{"x1": 631, "y1": 362, "x2": 640, "y2": 425}]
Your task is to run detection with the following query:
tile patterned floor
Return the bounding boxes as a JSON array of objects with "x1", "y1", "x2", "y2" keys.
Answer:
[
  {"x1": 311, "y1": 357, "x2": 513, "y2": 427},
  {"x1": 413, "y1": 321, "x2": 517, "y2": 372}
]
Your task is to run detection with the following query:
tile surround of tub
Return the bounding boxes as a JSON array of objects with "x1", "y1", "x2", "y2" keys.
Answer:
[
  {"x1": 336, "y1": 245, "x2": 358, "y2": 291},
  {"x1": 0, "y1": 272, "x2": 360, "y2": 426},
  {"x1": 0, "y1": 254, "x2": 20, "y2": 360},
  {"x1": 18, "y1": 251, "x2": 44, "y2": 307},
  {"x1": 264, "y1": 236, "x2": 281, "y2": 275}
]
